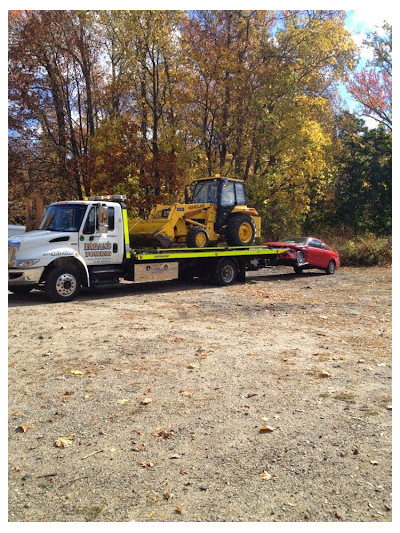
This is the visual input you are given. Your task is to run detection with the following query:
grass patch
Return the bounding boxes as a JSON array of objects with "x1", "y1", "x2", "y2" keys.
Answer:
[{"x1": 333, "y1": 392, "x2": 357, "y2": 404}]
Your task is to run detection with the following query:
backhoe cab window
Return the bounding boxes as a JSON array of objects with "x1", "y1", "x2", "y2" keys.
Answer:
[
  {"x1": 192, "y1": 180, "x2": 219, "y2": 204},
  {"x1": 40, "y1": 204, "x2": 87, "y2": 232},
  {"x1": 220, "y1": 181, "x2": 235, "y2": 207}
]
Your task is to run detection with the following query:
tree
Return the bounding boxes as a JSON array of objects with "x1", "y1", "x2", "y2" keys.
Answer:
[
  {"x1": 334, "y1": 114, "x2": 391, "y2": 235},
  {"x1": 347, "y1": 22, "x2": 392, "y2": 130}
]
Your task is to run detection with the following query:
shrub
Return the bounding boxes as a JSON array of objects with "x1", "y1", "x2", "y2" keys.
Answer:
[{"x1": 330, "y1": 234, "x2": 392, "y2": 267}]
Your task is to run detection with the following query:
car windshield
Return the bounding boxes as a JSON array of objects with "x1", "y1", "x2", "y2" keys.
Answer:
[
  {"x1": 39, "y1": 204, "x2": 88, "y2": 232},
  {"x1": 280, "y1": 238, "x2": 308, "y2": 244}
]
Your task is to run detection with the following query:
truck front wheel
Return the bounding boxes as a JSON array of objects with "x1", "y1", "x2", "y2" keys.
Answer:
[{"x1": 45, "y1": 267, "x2": 81, "y2": 302}]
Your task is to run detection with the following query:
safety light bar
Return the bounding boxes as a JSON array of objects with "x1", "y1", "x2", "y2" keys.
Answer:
[{"x1": 87, "y1": 194, "x2": 127, "y2": 201}]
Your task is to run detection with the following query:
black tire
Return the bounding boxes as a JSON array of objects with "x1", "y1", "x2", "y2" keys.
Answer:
[
  {"x1": 293, "y1": 266, "x2": 303, "y2": 275},
  {"x1": 45, "y1": 266, "x2": 81, "y2": 302},
  {"x1": 213, "y1": 259, "x2": 238, "y2": 286},
  {"x1": 325, "y1": 260, "x2": 336, "y2": 275},
  {"x1": 186, "y1": 226, "x2": 210, "y2": 248},
  {"x1": 226, "y1": 214, "x2": 256, "y2": 246},
  {"x1": 9, "y1": 286, "x2": 33, "y2": 295}
]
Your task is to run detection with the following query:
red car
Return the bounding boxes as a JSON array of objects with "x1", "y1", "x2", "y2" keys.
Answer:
[{"x1": 265, "y1": 237, "x2": 340, "y2": 274}]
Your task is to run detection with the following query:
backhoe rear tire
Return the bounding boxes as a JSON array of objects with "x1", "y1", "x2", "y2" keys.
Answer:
[{"x1": 226, "y1": 214, "x2": 256, "y2": 246}]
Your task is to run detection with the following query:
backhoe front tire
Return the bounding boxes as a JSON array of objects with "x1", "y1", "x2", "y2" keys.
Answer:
[
  {"x1": 187, "y1": 226, "x2": 210, "y2": 248},
  {"x1": 45, "y1": 266, "x2": 81, "y2": 302},
  {"x1": 226, "y1": 214, "x2": 256, "y2": 246}
]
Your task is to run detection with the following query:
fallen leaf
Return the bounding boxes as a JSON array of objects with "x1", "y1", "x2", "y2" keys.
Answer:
[
  {"x1": 139, "y1": 461, "x2": 154, "y2": 468},
  {"x1": 319, "y1": 371, "x2": 332, "y2": 378},
  {"x1": 259, "y1": 471, "x2": 271, "y2": 480},
  {"x1": 164, "y1": 492, "x2": 174, "y2": 500},
  {"x1": 170, "y1": 454, "x2": 182, "y2": 459},
  {"x1": 70, "y1": 370, "x2": 84, "y2": 375},
  {"x1": 260, "y1": 425, "x2": 275, "y2": 433},
  {"x1": 154, "y1": 428, "x2": 174, "y2": 439},
  {"x1": 54, "y1": 435, "x2": 75, "y2": 448},
  {"x1": 117, "y1": 399, "x2": 129, "y2": 405},
  {"x1": 15, "y1": 424, "x2": 28, "y2": 433},
  {"x1": 319, "y1": 315, "x2": 328, "y2": 320},
  {"x1": 175, "y1": 506, "x2": 183, "y2": 514},
  {"x1": 187, "y1": 363, "x2": 199, "y2": 370},
  {"x1": 132, "y1": 444, "x2": 146, "y2": 452},
  {"x1": 140, "y1": 397, "x2": 152, "y2": 405}
]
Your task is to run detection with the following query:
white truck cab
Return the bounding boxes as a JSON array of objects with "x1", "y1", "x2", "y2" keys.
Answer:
[{"x1": 8, "y1": 195, "x2": 128, "y2": 301}]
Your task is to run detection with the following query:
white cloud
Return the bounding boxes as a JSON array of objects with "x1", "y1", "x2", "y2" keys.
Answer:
[{"x1": 350, "y1": 8, "x2": 393, "y2": 34}]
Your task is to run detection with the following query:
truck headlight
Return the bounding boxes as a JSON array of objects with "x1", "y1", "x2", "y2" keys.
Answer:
[{"x1": 13, "y1": 259, "x2": 40, "y2": 268}]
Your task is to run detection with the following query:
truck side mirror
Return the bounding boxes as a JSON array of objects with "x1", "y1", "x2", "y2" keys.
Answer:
[{"x1": 98, "y1": 205, "x2": 108, "y2": 234}]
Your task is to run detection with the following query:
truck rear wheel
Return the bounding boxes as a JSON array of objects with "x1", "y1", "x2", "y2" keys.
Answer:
[
  {"x1": 45, "y1": 266, "x2": 81, "y2": 302},
  {"x1": 213, "y1": 259, "x2": 237, "y2": 286},
  {"x1": 226, "y1": 214, "x2": 256, "y2": 246}
]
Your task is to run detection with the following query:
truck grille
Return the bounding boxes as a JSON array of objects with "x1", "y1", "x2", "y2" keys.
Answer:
[{"x1": 8, "y1": 243, "x2": 20, "y2": 267}]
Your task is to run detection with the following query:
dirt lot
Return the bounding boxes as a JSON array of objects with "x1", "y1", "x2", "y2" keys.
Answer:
[{"x1": 8, "y1": 266, "x2": 392, "y2": 523}]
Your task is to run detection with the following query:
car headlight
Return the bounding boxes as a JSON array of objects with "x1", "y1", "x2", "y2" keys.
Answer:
[{"x1": 13, "y1": 259, "x2": 41, "y2": 268}]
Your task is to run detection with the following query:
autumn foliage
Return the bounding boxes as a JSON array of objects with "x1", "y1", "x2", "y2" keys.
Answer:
[{"x1": 8, "y1": 10, "x2": 391, "y2": 236}]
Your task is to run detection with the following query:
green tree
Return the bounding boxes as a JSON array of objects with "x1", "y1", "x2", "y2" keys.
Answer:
[{"x1": 335, "y1": 115, "x2": 391, "y2": 235}]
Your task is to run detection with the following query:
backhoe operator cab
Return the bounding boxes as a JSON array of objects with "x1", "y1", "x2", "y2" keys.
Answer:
[{"x1": 184, "y1": 176, "x2": 261, "y2": 247}]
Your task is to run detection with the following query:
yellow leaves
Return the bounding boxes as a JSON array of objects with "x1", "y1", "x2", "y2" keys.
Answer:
[
  {"x1": 54, "y1": 434, "x2": 76, "y2": 448},
  {"x1": 70, "y1": 369, "x2": 84, "y2": 376},
  {"x1": 259, "y1": 470, "x2": 272, "y2": 481}
]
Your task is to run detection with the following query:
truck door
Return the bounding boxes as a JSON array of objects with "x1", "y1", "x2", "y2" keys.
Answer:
[{"x1": 79, "y1": 204, "x2": 124, "y2": 265}]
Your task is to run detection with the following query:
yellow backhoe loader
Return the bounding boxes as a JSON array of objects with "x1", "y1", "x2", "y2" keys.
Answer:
[{"x1": 129, "y1": 175, "x2": 261, "y2": 248}]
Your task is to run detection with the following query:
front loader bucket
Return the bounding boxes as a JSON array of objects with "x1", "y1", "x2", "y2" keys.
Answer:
[{"x1": 129, "y1": 219, "x2": 173, "y2": 248}]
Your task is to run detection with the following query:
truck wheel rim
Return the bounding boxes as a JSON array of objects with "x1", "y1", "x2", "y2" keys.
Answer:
[
  {"x1": 238, "y1": 222, "x2": 252, "y2": 243},
  {"x1": 55, "y1": 273, "x2": 77, "y2": 297},
  {"x1": 222, "y1": 264, "x2": 235, "y2": 283},
  {"x1": 196, "y1": 232, "x2": 207, "y2": 247}
]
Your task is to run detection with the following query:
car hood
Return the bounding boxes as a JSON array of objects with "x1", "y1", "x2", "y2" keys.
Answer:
[{"x1": 265, "y1": 241, "x2": 305, "y2": 248}]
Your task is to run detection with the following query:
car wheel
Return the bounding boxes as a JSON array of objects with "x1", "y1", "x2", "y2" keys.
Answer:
[
  {"x1": 325, "y1": 260, "x2": 336, "y2": 275},
  {"x1": 296, "y1": 250, "x2": 305, "y2": 265},
  {"x1": 293, "y1": 265, "x2": 303, "y2": 275}
]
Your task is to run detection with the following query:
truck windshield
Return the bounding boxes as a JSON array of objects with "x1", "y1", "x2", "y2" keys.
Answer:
[{"x1": 39, "y1": 204, "x2": 88, "y2": 232}]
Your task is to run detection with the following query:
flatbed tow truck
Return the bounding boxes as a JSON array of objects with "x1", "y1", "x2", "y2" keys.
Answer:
[{"x1": 8, "y1": 195, "x2": 287, "y2": 302}]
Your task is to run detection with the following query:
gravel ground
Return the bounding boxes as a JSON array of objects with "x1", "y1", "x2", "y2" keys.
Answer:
[{"x1": 8, "y1": 266, "x2": 392, "y2": 522}]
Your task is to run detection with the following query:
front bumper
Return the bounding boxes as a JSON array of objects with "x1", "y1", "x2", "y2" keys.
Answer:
[{"x1": 8, "y1": 267, "x2": 45, "y2": 287}]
